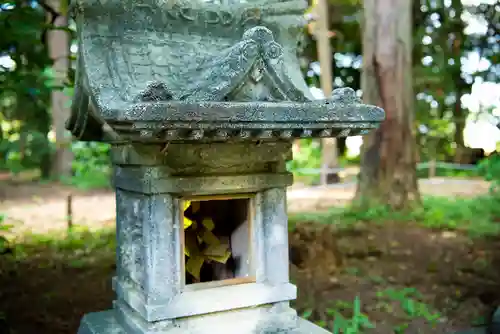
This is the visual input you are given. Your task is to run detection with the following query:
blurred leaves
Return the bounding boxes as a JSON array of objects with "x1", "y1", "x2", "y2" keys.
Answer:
[
  {"x1": 0, "y1": 0, "x2": 76, "y2": 177},
  {"x1": 303, "y1": 0, "x2": 499, "y2": 163}
]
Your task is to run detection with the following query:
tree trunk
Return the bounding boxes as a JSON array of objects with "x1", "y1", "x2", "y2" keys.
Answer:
[
  {"x1": 37, "y1": 108, "x2": 53, "y2": 179},
  {"x1": 48, "y1": 0, "x2": 73, "y2": 178},
  {"x1": 453, "y1": 94, "x2": 468, "y2": 163},
  {"x1": 314, "y1": 0, "x2": 340, "y2": 185},
  {"x1": 450, "y1": 0, "x2": 468, "y2": 164},
  {"x1": 354, "y1": 0, "x2": 420, "y2": 210}
]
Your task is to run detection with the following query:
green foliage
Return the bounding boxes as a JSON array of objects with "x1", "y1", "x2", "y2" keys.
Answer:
[
  {"x1": 62, "y1": 142, "x2": 111, "y2": 189},
  {"x1": 302, "y1": 289, "x2": 444, "y2": 333},
  {"x1": 376, "y1": 288, "x2": 444, "y2": 333},
  {"x1": 0, "y1": 213, "x2": 9, "y2": 254},
  {"x1": 10, "y1": 226, "x2": 116, "y2": 265},
  {"x1": 303, "y1": 0, "x2": 499, "y2": 162},
  {"x1": 289, "y1": 194, "x2": 500, "y2": 238},
  {"x1": 329, "y1": 297, "x2": 375, "y2": 333},
  {"x1": 287, "y1": 139, "x2": 322, "y2": 184},
  {"x1": 0, "y1": 121, "x2": 53, "y2": 173},
  {"x1": 0, "y1": 1, "x2": 76, "y2": 178},
  {"x1": 416, "y1": 167, "x2": 479, "y2": 179},
  {"x1": 287, "y1": 139, "x2": 322, "y2": 172},
  {"x1": 302, "y1": 297, "x2": 376, "y2": 333},
  {"x1": 478, "y1": 154, "x2": 500, "y2": 195},
  {"x1": 345, "y1": 196, "x2": 500, "y2": 237}
]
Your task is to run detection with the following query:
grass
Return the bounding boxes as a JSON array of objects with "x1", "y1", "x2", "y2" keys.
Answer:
[
  {"x1": 5, "y1": 227, "x2": 115, "y2": 263},
  {"x1": 290, "y1": 165, "x2": 480, "y2": 186},
  {"x1": 289, "y1": 195, "x2": 500, "y2": 238},
  {"x1": 60, "y1": 168, "x2": 112, "y2": 190},
  {"x1": 416, "y1": 167, "x2": 480, "y2": 179},
  {"x1": 303, "y1": 290, "x2": 447, "y2": 333}
]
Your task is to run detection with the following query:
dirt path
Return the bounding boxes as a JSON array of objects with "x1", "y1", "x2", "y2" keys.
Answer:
[{"x1": 0, "y1": 178, "x2": 491, "y2": 235}]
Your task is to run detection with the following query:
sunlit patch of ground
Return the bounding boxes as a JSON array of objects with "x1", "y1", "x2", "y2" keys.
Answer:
[{"x1": 0, "y1": 178, "x2": 491, "y2": 235}]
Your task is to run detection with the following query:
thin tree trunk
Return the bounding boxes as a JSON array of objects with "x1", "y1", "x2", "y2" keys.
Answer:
[
  {"x1": 354, "y1": 0, "x2": 420, "y2": 210},
  {"x1": 453, "y1": 92, "x2": 468, "y2": 163},
  {"x1": 38, "y1": 109, "x2": 52, "y2": 179},
  {"x1": 450, "y1": 0, "x2": 468, "y2": 164},
  {"x1": 47, "y1": 0, "x2": 73, "y2": 178},
  {"x1": 314, "y1": 0, "x2": 339, "y2": 185}
]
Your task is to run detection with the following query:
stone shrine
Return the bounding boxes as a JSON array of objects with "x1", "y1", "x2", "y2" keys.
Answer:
[{"x1": 67, "y1": 0, "x2": 385, "y2": 333}]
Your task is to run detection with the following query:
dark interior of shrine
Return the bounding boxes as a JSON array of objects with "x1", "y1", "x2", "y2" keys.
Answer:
[{"x1": 183, "y1": 197, "x2": 251, "y2": 285}]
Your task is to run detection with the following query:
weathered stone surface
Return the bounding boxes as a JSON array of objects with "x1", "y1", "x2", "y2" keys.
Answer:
[
  {"x1": 115, "y1": 189, "x2": 180, "y2": 305},
  {"x1": 453, "y1": 307, "x2": 500, "y2": 333},
  {"x1": 114, "y1": 280, "x2": 297, "y2": 322},
  {"x1": 110, "y1": 142, "x2": 292, "y2": 168},
  {"x1": 67, "y1": 0, "x2": 384, "y2": 143},
  {"x1": 78, "y1": 306, "x2": 331, "y2": 334}
]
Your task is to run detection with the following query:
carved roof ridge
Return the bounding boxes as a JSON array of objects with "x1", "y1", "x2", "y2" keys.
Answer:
[
  {"x1": 112, "y1": 26, "x2": 308, "y2": 103},
  {"x1": 175, "y1": 26, "x2": 305, "y2": 102},
  {"x1": 71, "y1": 0, "x2": 308, "y2": 17}
]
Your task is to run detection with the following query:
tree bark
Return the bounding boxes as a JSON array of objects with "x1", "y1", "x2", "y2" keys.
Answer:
[
  {"x1": 354, "y1": 0, "x2": 420, "y2": 210},
  {"x1": 450, "y1": 0, "x2": 468, "y2": 164},
  {"x1": 47, "y1": 0, "x2": 73, "y2": 178}
]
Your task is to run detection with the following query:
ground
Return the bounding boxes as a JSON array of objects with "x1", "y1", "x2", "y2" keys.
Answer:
[
  {"x1": 290, "y1": 222, "x2": 500, "y2": 332},
  {"x1": 0, "y1": 177, "x2": 498, "y2": 333}
]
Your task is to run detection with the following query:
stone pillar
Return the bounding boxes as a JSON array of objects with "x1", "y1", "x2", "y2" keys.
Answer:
[
  {"x1": 113, "y1": 189, "x2": 181, "y2": 321},
  {"x1": 111, "y1": 144, "x2": 183, "y2": 323},
  {"x1": 262, "y1": 188, "x2": 290, "y2": 285}
]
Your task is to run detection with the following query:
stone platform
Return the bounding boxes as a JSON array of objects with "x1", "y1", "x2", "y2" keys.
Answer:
[
  {"x1": 78, "y1": 307, "x2": 331, "y2": 334},
  {"x1": 454, "y1": 308, "x2": 500, "y2": 333}
]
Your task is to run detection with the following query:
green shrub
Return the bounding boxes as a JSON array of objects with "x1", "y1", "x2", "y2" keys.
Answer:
[
  {"x1": 478, "y1": 154, "x2": 500, "y2": 195},
  {"x1": 63, "y1": 142, "x2": 111, "y2": 189},
  {"x1": 0, "y1": 213, "x2": 11, "y2": 254}
]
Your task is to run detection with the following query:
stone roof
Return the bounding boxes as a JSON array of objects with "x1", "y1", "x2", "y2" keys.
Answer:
[{"x1": 66, "y1": 0, "x2": 385, "y2": 143}]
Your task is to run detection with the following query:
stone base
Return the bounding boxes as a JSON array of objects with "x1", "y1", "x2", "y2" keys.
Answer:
[
  {"x1": 77, "y1": 307, "x2": 331, "y2": 334},
  {"x1": 453, "y1": 307, "x2": 500, "y2": 333},
  {"x1": 453, "y1": 329, "x2": 487, "y2": 334}
]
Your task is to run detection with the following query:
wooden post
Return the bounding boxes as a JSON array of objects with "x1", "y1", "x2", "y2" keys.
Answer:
[
  {"x1": 313, "y1": 0, "x2": 339, "y2": 186},
  {"x1": 428, "y1": 140, "x2": 437, "y2": 178},
  {"x1": 429, "y1": 159, "x2": 436, "y2": 178}
]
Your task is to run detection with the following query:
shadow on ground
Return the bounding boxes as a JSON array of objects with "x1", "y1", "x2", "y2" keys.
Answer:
[{"x1": 1, "y1": 221, "x2": 500, "y2": 333}]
